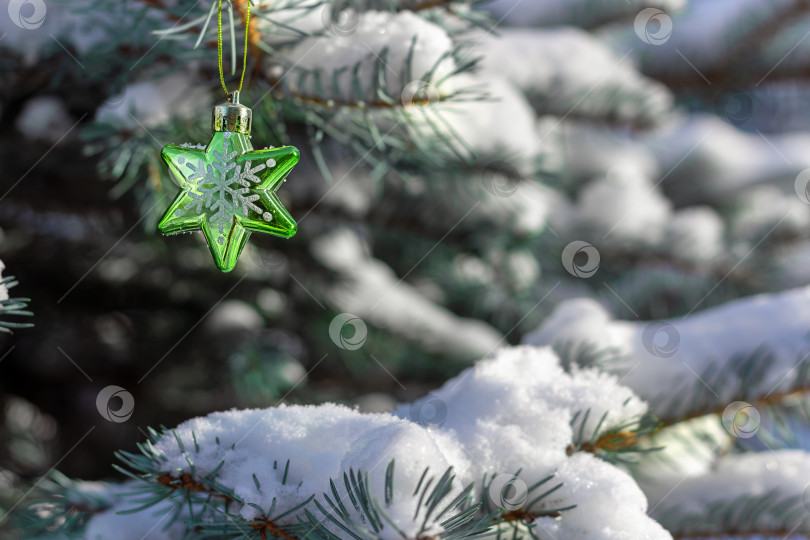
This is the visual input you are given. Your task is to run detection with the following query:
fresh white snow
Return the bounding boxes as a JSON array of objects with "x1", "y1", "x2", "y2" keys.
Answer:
[
  {"x1": 525, "y1": 287, "x2": 810, "y2": 418},
  {"x1": 78, "y1": 346, "x2": 671, "y2": 539}
]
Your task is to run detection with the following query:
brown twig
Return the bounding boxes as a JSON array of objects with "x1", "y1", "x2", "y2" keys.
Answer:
[
  {"x1": 501, "y1": 509, "x2": 563, "y2": 523},
  {"x1": 658, "y1": 384, "x2": 810, "y2": 428},
  {"x1": 156, "y1": 472, "x2": 233, "y2": 502},
  {"x1": 568, "y1": 431, "x2": 640, "y2": 455},
  {"x1": 156, "y1": 473, "x2": 301, "y2": 539}
]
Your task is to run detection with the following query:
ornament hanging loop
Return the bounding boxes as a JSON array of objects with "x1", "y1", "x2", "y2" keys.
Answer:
[
  {"x1": 213, "y1": 90, "x2": 252, "y2": 134},
  {"x1": 217, "y1": 0, "x2": 251, "y2": 99}
]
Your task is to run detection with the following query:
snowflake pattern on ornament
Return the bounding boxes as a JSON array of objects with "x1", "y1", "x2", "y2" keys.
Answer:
[
  {"x1": 174, "y1": 133, "x2": 278, "y2": 245},
  {"x1": 157, "y1": 129, "x2": 299, "y2": 272}
]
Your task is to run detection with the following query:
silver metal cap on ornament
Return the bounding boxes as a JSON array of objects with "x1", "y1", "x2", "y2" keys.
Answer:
[{"x1": 212, "y1": 91, "x2": 252, "y2": 135}]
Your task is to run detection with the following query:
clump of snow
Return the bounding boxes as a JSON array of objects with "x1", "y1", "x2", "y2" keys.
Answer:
[
  {"x1": 0, "y1": 2, "x2": 108, "y2": 64},
  {"x1": 525, "y1": 287, "x2": 810, "y2": 418},
  {"x1": 80, "y1": 481, "x2": 185, "y2": 540},
  {"x1": 505, "y1": 250, "x2": 541, "y2": 292},
  {"x1": 204, "y1": 300, "x2": 264, "y2": 334},
  {"x1": 525, "y1": 298, "x2": 627, "y2": 356},
  {"x1": 95, "y1": 73, "x2": 211, "y2": 129},
  {"x1": 154, "y1": 404, "x2": 403, "y2": 521},
  {"x1": 337, "y1": 422, "x2": 467, "y2": 539},
  {"x1": 409, "y1": 77, "x2": 541, "y2": 175},
  {"x1": 131, "y1": 345, "x2": 665, "y2": 539},
  {"x1": 478, "y1": 176, "x2": 572, "y2": 236},
  {"x1": 279, "y1": 11, "x2": 455, "y2": 102},
  {"x1": 396, "y1": 346, "x2": 649, "y2": 489},
  {"x1": 0, "y1": 260, "x2": 8, "y2": 302},
  {"x1": 648, "y1": 450, "x2": 810, "y2": 535},
  {"x1": 664, "y1": 207, "x2": 725, "y2": 263},
  {"x1": 574, "y1": 163, "x2": 672, "y2": 247},
  {"x1": 84, "y1": 501, "x2": 185, "y2": 540},
  {"x1": 15, "y1": 96, "x2": 75, "y2": 143},
  {"x1": 730, "y1": 185, "x2": 810, "y2": 243},
  {"x1": 644, "y1": 115, "x2": 810, "y2": 205},
  {"x1": 551, "y1": 122, "x2": 660, "y2": 189},
  {"x1": 154, "y1": 403, "x2": 471, "y2": 540},
  {"x1": 478, "y1": 28, "x2": 673, "y2": 126},
  {"x1": 310, "y1": 228, "x2": 504, "y2": 362},
  {"x1": 536, "y1": 453, "x2": 671, "y2": 540},
  {"x1": 774, "y1": 241, "x2": 810, "y2": 289}
]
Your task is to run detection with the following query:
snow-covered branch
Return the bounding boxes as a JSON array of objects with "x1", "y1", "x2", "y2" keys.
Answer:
[{"x1": 525, "y1": 286, "x2": 810, "y2": 421}]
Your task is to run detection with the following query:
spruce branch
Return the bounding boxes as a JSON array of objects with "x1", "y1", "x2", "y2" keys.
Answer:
[
  {"x1": 567, "y1": 410, "x2": 662, "y2": 464},
  {"x1": 107, "y1": 426, "x2": 501, "y2": 539},
  {"x1": 647, "y1": 0, "x2": 810, "y2": 90},
  {"x1": 658, "y1": 490, "x2": 810, "y2": 539},
  {"x1": 298, "y1": 461, "x2": 493, "y2": 539},
  {"x1": 578, "y1": 2, "x2": 684, "y2": 31},
  {"x1": 0, "y1": 274, "x2": 34, "y2": 333},
  {"x1": 8, "y1": 471, "x2": 113, "y2": 538},
  {"x1": 653, "y1": 346, "x2": 810, "y2": 427},
  {"x1": 479, "y1": 470, "x2": 575, "y2": 526}
]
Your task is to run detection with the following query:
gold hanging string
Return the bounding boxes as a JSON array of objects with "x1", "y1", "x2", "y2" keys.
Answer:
[{"x1": 217, "y1": 0, "x2": 251, "y2": 100}]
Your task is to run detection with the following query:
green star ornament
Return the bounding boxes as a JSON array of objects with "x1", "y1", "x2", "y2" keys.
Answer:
[{"x1": 157, "y1": 92, "x2": 298, "y2": 272}]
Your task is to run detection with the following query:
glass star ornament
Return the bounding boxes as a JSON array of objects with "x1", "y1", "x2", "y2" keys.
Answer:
[{"x1": 157, "y1": 92, "x2": 298, "y2": 272}]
